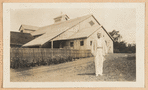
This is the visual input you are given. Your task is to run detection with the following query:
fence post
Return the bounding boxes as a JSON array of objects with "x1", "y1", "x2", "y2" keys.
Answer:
[{"x1": 51, "y1": 41, "x2": 53, "y2": 61}]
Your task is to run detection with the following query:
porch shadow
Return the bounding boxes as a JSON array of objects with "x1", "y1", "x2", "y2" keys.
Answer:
[{"x1": 77, "y1": 73, "x2": 95, "y2": 76}]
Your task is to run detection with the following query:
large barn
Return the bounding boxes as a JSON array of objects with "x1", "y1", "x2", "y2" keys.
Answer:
[{"x1": 21, "y1": 14, "x2": 114, "y2": 53}]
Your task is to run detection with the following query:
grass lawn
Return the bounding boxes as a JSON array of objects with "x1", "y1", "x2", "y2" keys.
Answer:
[
  {"x1": 103, "y1": 53, "x2": 136, "y2": 81},
  {"x1": 10, "y1": 53, "x2": 136, "y2": 82}
]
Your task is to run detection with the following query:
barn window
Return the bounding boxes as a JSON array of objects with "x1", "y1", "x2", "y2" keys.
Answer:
[
  {"x1": 89, "y1": 21, "x2": 95, "y2": 26},
  {"x1": 80, "y1": 41, "x2": 84, "y2": 46},
  {"x1": 90, "y1": 41, "x2": 92, "y2": 46},
  {"x1": 70, "y1": 42, "x2": 74, "y2": 47}
]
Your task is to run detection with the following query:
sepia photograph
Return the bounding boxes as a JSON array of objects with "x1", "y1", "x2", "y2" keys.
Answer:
[{"x1": 3, "y1": 3, "x2": 145, "y2": 88}]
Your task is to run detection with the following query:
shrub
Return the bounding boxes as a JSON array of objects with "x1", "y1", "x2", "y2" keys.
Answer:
[
  {"x1": 53, "y1": 58, "x2": 58, "y2": 64},
  {"x1": 59, "y1": 57, "x2": 65, "y2": 63},
  {"x1": 47, "y1": 57, "x2": 53, "y2": 65},
  {"x1": 127, "y1": 55, "x2": 136, "y2": 60},
  {"x1": 68, "y1": 56, "x2": 73, "y2": 62}
]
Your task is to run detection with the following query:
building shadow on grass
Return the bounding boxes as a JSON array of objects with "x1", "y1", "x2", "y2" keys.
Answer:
[
  {"x1": 78, "y1": 73, "x2": 95, "y2": 75},
  {"x1": 12, "y1": 67, "x2": 33, "y2": 72},
  {"x1": 11, "y1": 67, "x2": 33, "y2": 76}
]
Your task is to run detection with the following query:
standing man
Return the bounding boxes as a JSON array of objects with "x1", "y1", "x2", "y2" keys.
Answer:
[{"x1": 93, "y1": 33, "x2": 105, "y2": 76}]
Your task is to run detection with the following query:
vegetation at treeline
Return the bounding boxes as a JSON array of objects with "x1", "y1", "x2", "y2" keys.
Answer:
[{"x1": 109, "y1": 30, "x2": 136, "y2": 53}]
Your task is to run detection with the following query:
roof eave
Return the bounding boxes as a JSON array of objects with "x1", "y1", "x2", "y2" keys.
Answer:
[
  {"x1": 10, "y1": 43, "x2": 23, "y2": 45},
  {"x1": 91, "y1": 15, "x2": 101, "y2": 25},
  {"x1": 101, "y1": 26, "x2": 115, "y2": 42},
  {"x1": 53, "y1": 37, "x2": 87, "y2": 41},
  {"x1": 22, "y1": 44, "x2": 41, "y2": 47},
  {"x1": 19, "y1": 25, "x2": 22, "y2": 31},
  {"x1": 24, "y1": 29, "x2": 36, "y2": 31}
]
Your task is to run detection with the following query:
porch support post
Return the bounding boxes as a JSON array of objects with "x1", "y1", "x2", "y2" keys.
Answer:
[
  {"x1": 51, "y1": 40, "x2": 53, "y2": 60},
  {"x1": 51, "y1": 40, "x2": 53, "y2": 49}
]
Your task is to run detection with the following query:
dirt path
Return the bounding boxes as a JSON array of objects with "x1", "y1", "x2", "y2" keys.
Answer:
[{"x1": 10, "y1": 53, "x2": 136, "y2": 82}]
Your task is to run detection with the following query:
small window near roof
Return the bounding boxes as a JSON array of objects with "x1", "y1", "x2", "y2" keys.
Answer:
[
  {"x1": 70, "y1": 42, "x2": 74, "y2": 47},
  {"x1": 80, "y1": 41, "x2": 84, "y2": 46},
  {"x1": 89, "y1": 21, "x2": 95, "y2": 26},
  {"x1": 65, "y1": 17, "x2": 68, "y2": 20},
  {"x1": 90, "y1": 41, "x2": 92, "y2": 46}
]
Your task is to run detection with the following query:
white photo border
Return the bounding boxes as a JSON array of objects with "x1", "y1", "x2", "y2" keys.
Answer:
[{"x1": 3, "y1": 3, "x2": 145, "y2": 88}]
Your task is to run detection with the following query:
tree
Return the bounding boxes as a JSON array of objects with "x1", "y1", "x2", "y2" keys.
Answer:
[
  {"x1": 109, "y1": 30, "x2": 122, "y2": 42},
  {"x1": 109, "y1": 30, "x2": 136, "y2": 53},
  {"x1": 127, "y1": 44, "x2": 136, "y2": 53}
]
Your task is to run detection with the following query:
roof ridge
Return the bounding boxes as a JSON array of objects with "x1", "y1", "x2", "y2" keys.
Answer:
[
  {"x1": 46, "y1": 14, "x2": 92, "y2": 27},
  {"x1": 21, "y1": 24, "x2": 39, "y2": 27}
]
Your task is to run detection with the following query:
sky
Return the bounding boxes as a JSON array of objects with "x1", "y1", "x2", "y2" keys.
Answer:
[{"x1": 10, "y1": 8, "x2": 136, "y2": 44}]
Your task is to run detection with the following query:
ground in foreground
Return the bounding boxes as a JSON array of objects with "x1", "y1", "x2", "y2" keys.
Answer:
[{"x1": 10, "y1": 53, "x2": 136, "y2": 82}]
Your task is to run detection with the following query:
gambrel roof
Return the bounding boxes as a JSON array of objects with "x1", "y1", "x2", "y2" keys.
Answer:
[{"x1": 22, "y1": 14, "x2": 114, "y2": 47}]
